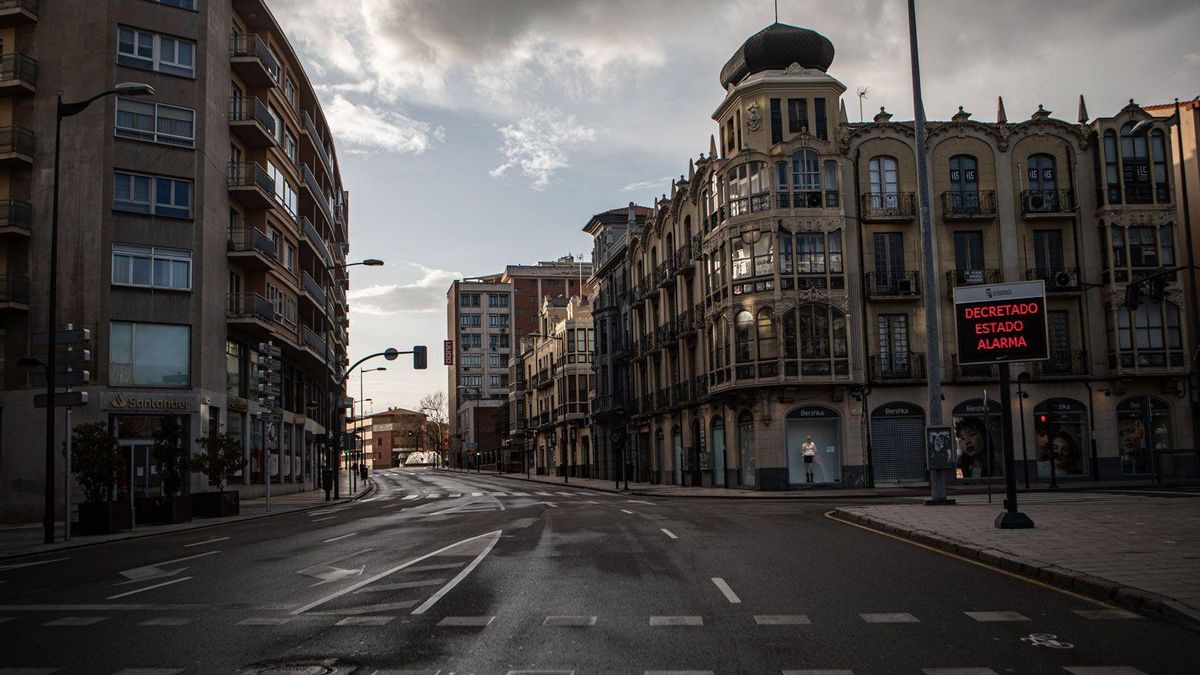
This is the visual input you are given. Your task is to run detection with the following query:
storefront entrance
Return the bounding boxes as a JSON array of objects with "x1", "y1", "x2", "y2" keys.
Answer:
[
  {"x1": 671, "y1": 426, "x2": 683, "y2": 485},
  {"x1": 113, "y1": 414, "x2": 190, "y2": 499},
  {"x1": 785, "y1": 406, "x2": 841, "y2": 484},
  {"x1": 1033, "y1": 398, "x2": 1089, "y2": 479},
  {"x1": 870, "y1": 402, "x2": 927, "y2": 483},
  {"x1": 711, "y1": 416, "x2": 726, "y2": 488}
]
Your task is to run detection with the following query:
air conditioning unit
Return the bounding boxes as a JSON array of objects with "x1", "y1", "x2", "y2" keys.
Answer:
[
  {"x1": 895, "y1": 278, "x2": 915, "y2": 294},
  {"x1": 1050, "y1": 270, "x2": 1077, "y2": 290},
  {"x1": 1025, "y1": 192, "x2": 1051, "y2": 213}
]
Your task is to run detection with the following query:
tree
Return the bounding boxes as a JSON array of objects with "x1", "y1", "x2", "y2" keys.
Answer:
[
  {"x1": 418, "y1": 391, "x2": 449, "y2": 465},
  {"x1": 71, "y1": 423, "x2": 122, "y2": 504},
  {"x1": 190, "y1": 433, "x2": 247, "y2": 495},
  {"x1": 152, "y1": 417, "x2": 189, "y2": 497}
]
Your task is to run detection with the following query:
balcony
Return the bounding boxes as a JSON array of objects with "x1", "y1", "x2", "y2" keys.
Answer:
[
  {"x1": 535, "y1": 369, "x2": 552, "y2": 389},
  {"x1": 301, "y1": 325, "x2": 331, "y2": 362},
  {"x1": 1034, "y1": 350, "x2": 1088, "y2": 378},
  {"x1": 0, "y1": 0, "x2": 37, "y2": 27},
  {"x1": 728, "y1": 191, "x2": 772, "y2": 218},
  {"x1": 301, "y1": 271, "x2": 326, "y2": 308},
  {"x1": 302, "y1": 110, "x2": 334, "y2": 176},
  {"x1": 865, "y1": 271, "x2": 920, "y2": 300},
  {"x1": 675, "y1": 307, "x2": 696, "y2": 335},
  {"x1": 776, "y1": 189, "x2": 838, "y2": 209},
  {"x1": 945, "y1": 269, "x2": 1001, "y2": 298},
  {"x1": 0, "y1": 199, "x2": 31, "y2": 236},
  {"x1": 951, "y1": 353, "x2": 997, "y2": 381},
  {"x1": 228, "y1": 162, "x2": 275, "y2": 208},
  {"x1": 303, "y1": 164, "x2": 334, "y2": 224},
  {"x1": 860, "y1": 192, "x2": 916, "y2": 222},
  {"x1": 1026, "y1": 267, "x2": 1080, "y2": 293},
  {"x1": 0, "y1": 274, "x2": 29, "y2": 310},
  {"x1": 227, "y1": 293, "x2": 275, "y2": 334},
  {"x1": 941, "y1": 190, "x2": 997, "y2": 220},
  {"x1": 1108, "y1": 349, "x2": 1186, "y2": 372},
  {"x1": 300, "y1": 216, "x2": 334, "y2": 268},
  {"x1": 230, "y1": 33, "x2": 281, "y2": 88},
  {"x1": 227, "y1": 228, "x2": 277, "y2": 270},
  {"x1": 656, "y1": 259, "x2": 675, "y2": 288},
  {"x1": 0, "y1": 125, "x2": 34, "y2": 165},
  {"x1": 0, "y1": 54, "x2": 36, "y2": 95},
  {"x1": 332, "y1": 281, "x2": 347, "y2": 309},
  {"x1": 870, "y1": 353, "x2": 926, "y2": 382},
  {"x1": 228, "y1": 97, "x2": 275, "y2": 147},
  {"x1": 1021, "y1": 189, "x2": 1075, "y2": 217}
]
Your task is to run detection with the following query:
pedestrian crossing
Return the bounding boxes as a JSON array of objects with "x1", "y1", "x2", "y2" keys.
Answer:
[{"x1": 369, "y1": 489, "x2": 618, "y2": 503}]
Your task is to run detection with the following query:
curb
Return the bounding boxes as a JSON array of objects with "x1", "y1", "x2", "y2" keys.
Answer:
[
  {"x1": 0, "y1": 479, "x2": 377, "y2": 563},
  {"x1": 829, "y1": 508, "x2": 1200, "y2": 632},
  {"x1": 489, "y1": 472, "x2": 631, "y2": 495}
]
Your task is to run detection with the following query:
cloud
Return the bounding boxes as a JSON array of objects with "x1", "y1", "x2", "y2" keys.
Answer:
[
  {"x1": 489, "y1": 110, "x2": 597, "y2": 190},
  {"x1": 621, "y1": 176, "x2": 673, "y2": 193},
  {"x1": 324, "y1": 95, "x2": 444, "y2": 155},
  {"x1": 347, "y1": 263, "x2": 460, "y2": 315},
  {"x1": 1185, "y1": 53, "x2": 1200, "y2": 65}
]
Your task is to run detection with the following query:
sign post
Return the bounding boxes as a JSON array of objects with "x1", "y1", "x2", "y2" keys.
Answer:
[{"x1": 953, "y1": 280, "x2": 1048, "y2": 529}]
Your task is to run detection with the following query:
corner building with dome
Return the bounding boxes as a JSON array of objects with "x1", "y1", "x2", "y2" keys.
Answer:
[{"x1": 583, "y1": 23, "x2": 1195, "y2": 489}]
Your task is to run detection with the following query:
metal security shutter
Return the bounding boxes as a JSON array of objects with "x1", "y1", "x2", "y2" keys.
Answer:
[{"x1": 871, "y1": 415, "x2": 927, "y2": 482}]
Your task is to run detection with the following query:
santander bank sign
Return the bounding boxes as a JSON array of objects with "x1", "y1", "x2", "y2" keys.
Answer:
[{"x1": 953, "y1": 280, "x2": 1049, "y2": 365}]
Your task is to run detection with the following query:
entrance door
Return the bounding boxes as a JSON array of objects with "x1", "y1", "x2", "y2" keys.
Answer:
[
  {"x1": 671, "y1": 427, "x2": 683, "y2": 485},
  {"x1": 711, "y1": 417, "x2": 726, "y2": 487},
  {"x1": 121, "y1": 440, "x2": 158, "y2": 498},
  {"x1": 873, "y1": 233, "x2": 905, "y2": 293},
  {"x1": 953, "y1": 231, "x2": 985, "y2": 284},
  {"x1": 738, "y1": 411, "x2": 756, "y2": 487},
  {"x1": 871, "y1": 403, "x2": 927, "y2": 482}
]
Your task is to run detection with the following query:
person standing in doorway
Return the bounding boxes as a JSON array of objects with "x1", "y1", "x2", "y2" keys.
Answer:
[{"x1": 802, "y1": 436, "x2": 817, "y2": 483}]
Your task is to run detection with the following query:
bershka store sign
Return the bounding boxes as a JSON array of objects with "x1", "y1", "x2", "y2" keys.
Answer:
[{"x1": 953, "y1": 280, "x2": 1049, "y2": 366}]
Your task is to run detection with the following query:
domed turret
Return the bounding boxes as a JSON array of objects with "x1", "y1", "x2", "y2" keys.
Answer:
[{"x1": 719, "y1": 23, "x2": 835, "y2": 89}]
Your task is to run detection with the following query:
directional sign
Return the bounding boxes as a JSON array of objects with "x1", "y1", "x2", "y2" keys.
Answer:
[
  {"x1": 32, "y1": 370, "x2": 90, "y2": 387},
  {"x1": 32, "y1": 328, "x2": 91, "y2": 347},
  {"x1": 34, "y1": 391, "x2": 88, "y2": 408},
  {"x1": 953, "y1": 280, "x2": 1049, "y2": 366},
  {"x1": 25, "y1": 350, "x2": 91, "y2": 367}
]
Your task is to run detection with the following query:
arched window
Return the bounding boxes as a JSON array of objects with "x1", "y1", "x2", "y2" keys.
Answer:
[
  {"x1": 735, "y1": 310, "x2": 754, "y2": 363},
  {"x1": 1151, "y1": 130, "x2": 1169, "y2": 203},
  {"x1": 1104, "y1": 130, "x2": 1120, "y2": 204},
  {"x1": 1121, "y1": 122, "x2": 1151, "y2": 203},
  {"x1": 1025, "y1": 153, "x2": 1060, "y2": 212},
  {"x1": 756, "y1": 308, "x2": 777, "y2": 361},
  {"x1": 683, "y1": 216, "x2": 692, "y2": 242},
  {"x1": 948, "y1": 154, "x2": 979, "y2": 214},
  {"x1": 868, "y1": 156, "x2": 899, "y2": 209}
]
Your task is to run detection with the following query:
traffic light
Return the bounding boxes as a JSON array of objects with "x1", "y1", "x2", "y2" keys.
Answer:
[
  {"x1": 413, "y1": 345, "x2": 427, "y2": 370},
  {"x1": 1124, "y1": 282, "x2": 1142, "y2": 310},
  {"x1": 1148, "y1": 277, "x2": 1168, "y2": 301}
]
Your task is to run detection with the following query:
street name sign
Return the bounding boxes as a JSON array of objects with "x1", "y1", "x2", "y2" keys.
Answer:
[
  {"x1": 953, "y1": 280, "x2": 1049, "y2": 366},
  {"x1": 32, "y1": 328, "x2": 90, "y2": 347},
  {"x1": 34, "y1": 391, "x2": 88, "y2": 408}
]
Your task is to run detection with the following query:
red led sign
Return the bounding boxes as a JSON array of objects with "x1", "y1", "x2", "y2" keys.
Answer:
[{"x1": 953, "y1": 281, "x2": 1049, "y2": 366}]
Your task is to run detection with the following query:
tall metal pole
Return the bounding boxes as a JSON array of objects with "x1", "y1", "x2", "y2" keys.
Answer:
[
  {"x1": 1172, "y1": 98, "x2": 1200, "y2": 448},
  {"x1": 44, "y1": 97, "x2": 64, "y2": 544},
  {"x1": 325, "y1": 275, "x2": 338, "y2": 500},
  {"x1": 907, "y1": 0, "x2": 948, "y2": 503},
  {"x1": 996, "y1": 364, "x2": 1033, "y2": 528}
]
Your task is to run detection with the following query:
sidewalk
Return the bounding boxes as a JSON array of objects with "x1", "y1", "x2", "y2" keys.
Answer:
[
  {"x1": 0, "y1": 472, "x2": 374, "y2": 560},
  {"x1": 832, "y1": 497, "x2": 1200, "y2": 628}
]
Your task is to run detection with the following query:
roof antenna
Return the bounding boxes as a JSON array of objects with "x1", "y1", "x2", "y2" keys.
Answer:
[{"x1": 774, "y1": 0, "x2": 779, "y2": 23}]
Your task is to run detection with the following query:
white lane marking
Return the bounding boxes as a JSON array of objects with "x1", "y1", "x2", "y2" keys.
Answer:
[
  {"x1": 620, "y1": 509, "x2": 634, "y2": 514},
  {"x1": 448, "y1": 493, "x2": 462, "y2": 498},
  {"x1": 488, "y1": 492, "x2": 508, "y2": 496},
  {"x1": 472, "y1": 492, "x2": 483, "y2": 497},
  {"x1": 540, "y1": 502, "x2": 559, "y2": 509},
  {"x1": 426, "y1": 493, "x2": 440, "y2": 498},
  {"x1": 353, "y1": 579, "x2": 446, "y2": 593},
  {"x1": 1072, "y1": 609, "x2": 1142, "y2": 620},
  {"x1": 535, "y1": 491, "x2": 553, "y2": 496},
  {"x1": 322, "y1": 532, "x2": 359, "y2": 543},
  {"x1": 106, "y1": 577, "x2": 192, "y2": 600},
  {"x1": 316, "y1": 600, "x2": 419, "y2": 615},
  {"x1": 411, "y1": 532, "x2": 503, "y2": 615},
  {"x1": 649, "y1": 616, "x2": 703, "y2": 626},
  {"x1": 860, "y1": 612, "x2": 919, "y2": 623},
  {"x1": 293, "y1": 530, "x2": 502, "y2": 615},
  {"x1": 629, "y1": 500, "x2": 656, "y2": 505},
  {"x1": 754, "y1": 615, "x2": 811, "y2": 625},
  {"x1": 309, "y1": 507, "x2": 349, "y2": 516},
  {"x1": 336, "y1": 615, "x2": 394, "y2": 626},
  {"x1": 402, "y1": 495, "x2": 419, "y2": 501},
  {"x1": 237, "y1": 617, "x2": 293, "y2": 625},
  {"x1": 118, "y1": 551, "x2": 219, "y2": 582},
  {"x1": 44, "y1": 616, "x2": 108, "y2": 626},
  {"x1": 436, "y1": 615, "x2": 494, "y2": 626},
  {"x1": 964, "y1": 611, "x2": 1029, "y2": 622},
  {"x1": 311, "y1": 516, "x2": 336, "y2": 522},
  {"x1": 661, "y1": 529, "x2": 679, "y2": 539},
  {"x1": 139, "y1": 617, "x2": 196, "y2": 626},
  {"x1": 509, "y1": 492, "x2": 529, "y2": 496},
  {"x1": 0, "y1": 557, "x2": 72, "y2": 572},
  {"x1": 543, "y1": 615, "x2": 597, "y2": 626},
  {"x1": 582, "y1": 500, "x2": 599, "y2": 504},
  {"x1": 711, "y1": 577, "x2": 741, "y2": 604},
  {"x1": 183, "y1": 537, "x2": 228, "y2": 548},
  {"x1": 555, "y1": 492, "x2": 575, "y2": 496}
]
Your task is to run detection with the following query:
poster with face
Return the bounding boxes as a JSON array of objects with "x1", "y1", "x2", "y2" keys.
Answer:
[
  {"x1": 926, "y1": 426, "x2": 954, "y2": 470},
  {"x1": 1034, "y1": 400, "x2": 1088, "y2": 478},
  {"x1": 951, "y1": 400, "x2": 1004, "y2": 479}
]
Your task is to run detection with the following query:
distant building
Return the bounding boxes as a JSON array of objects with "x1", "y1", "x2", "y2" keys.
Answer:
[{"x1": 355, "y1": 407, "x2": 427, "y2": 469}]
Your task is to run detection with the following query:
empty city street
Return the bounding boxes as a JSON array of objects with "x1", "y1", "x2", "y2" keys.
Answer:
[{"x1": 1, "y1": 467, "x2": 1195, "y2": 674}]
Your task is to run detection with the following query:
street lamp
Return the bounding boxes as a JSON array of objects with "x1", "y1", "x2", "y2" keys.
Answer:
[
  {"x1": 321, "y1": 258, "x2": 384, "y2": 500},
  {"x1": 41, "y1": 83, "x2": 155, "y2": 543}
]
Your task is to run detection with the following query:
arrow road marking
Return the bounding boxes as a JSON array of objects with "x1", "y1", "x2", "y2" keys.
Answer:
[
  {"x1": 107, "y1": 576, "x2": 193, "y2": 600},
  {"x1": 117, "y1": 551, "x2": 219, "y2": 584},
  {"x1": 323, "y1": 532, "x2": 359, "y2": 543},
  {"x1": 298, "y1": 564, "x2": 366, "y2": 587},
  {"x1": 411, "y1": 531, "x2": 502, "y2": 615}
]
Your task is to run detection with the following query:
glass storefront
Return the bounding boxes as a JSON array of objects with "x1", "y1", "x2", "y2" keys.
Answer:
[
  {"x1": 1117, "y1": 397, "x2": 1171, "y2": 475},
  {"x1": 1033, "y1": 398, "x2": 1089, "y2": 478},
  {"x1": 112, "y1": 414, "x2": 190, "y2": 499},
  {"x1": 952, "y1": 399, "x2": 1003, "y2": 479},
  {"x1": 785, "y1": 406, "x2": 842, "y2": 484}
]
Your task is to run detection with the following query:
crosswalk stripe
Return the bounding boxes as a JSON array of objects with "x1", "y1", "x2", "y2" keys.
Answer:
[
  {"x1": 1072, "y1": 609, "x2": 1141, "y2": 620},
  {"x1": 860, "y1": 612, "x2": 919, "y2": 623},
  {"x1": 402, "y1": 495, "x2": 419, "y2": 500},
  {"x1": 43, "y1": 617, "x2": 107, "y2": 626},
  {"x1": 471, "y1": 492, "x2": 483, "y2": 496}
]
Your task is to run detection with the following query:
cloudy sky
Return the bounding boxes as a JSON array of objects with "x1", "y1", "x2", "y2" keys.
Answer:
[{"x1": 265, "y1": 0, "x2": 1200, "y2": 412}]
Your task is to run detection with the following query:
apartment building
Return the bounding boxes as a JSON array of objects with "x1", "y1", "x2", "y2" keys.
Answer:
[
  {"x1": 0, "y1": 0, "x2": 352, "y2": 522},
  {"x1": 361, "y1": 406, "x2": 427, "y2": 469},
  {"x1": 447, "y1": 257, "x2": 591, "y2": 469},
  {"x1": 586, "y1": 22, "x2": 1195, "y2": 489}
]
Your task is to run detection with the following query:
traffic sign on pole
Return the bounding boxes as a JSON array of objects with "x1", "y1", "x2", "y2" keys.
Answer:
[
  {"x1": 34, "y1": 391, "x2": 88, "y2": 408},
  {"x1": 32, "y1": 328, "x2": 91, "y2": 347}
]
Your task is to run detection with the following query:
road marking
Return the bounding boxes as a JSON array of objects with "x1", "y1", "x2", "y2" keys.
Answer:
[
  {"x1": 118, "y1": 551, "x2": 219, "y2": 582},
  {"x1": 293, "y1": 531, "x2": 501, "y2": 615},
  {"x1": 754, "y1": 615, "x2": 810, "y2": 625},
  {"x1": 535, "y1": 491, "x2": 553, "y2": 496},
  {"x1": 860, "y1": 612, "x2": 919, "y2": 623},
  {"x1": 0, "y1": 604, "x2": 205, "y2": 611},
  {"x1": 649, "y1": 616, "x2": 703, "y2": 626},
  {"x1": 437, "y1": 615, "x2": 494, "y2": 626},
  {"x1": 237, "y1": 617, "x2": 293, "y2": 625},
  {"x1": 1072, "y1": 608, "x2": 1142, "y2": 620},
  {"x1": 540, "y1": 502, "x2": 559, "y2": 509},
  {"x1": 711, "y1": 577, "x2": 741, "y2": 604},
  {"x1": 139, "y1": 617, "x2": 195, "y2": 626},
  {"x1": 781, "y1": 671, "x2": 853, "y2": 675},
  {"x1": 661, "y1": 529, "x2": 678, "y2": 539},
  {"x1": 354, "y1": 579, "x2": 446, "y2": 593},
  {"x1": 629, "y1": 500, "x2": 655, "y2": 505},
  {"x1": 412, "y1": 533, "x2": 502, "y2": 615},
  {"x1": 0, "y1": 557, "x2": 71, "y2": 572},
  {"x1": 543, "y1": 615, "x2": 597, "y2": 626},
  {"x1": 555, "y1": 492, "x2": 575, "y2": 496},
  {"x1": 426, "y1": 493, "x2": 440, "y2": 498},
  {"x1": 472, "y1": 492, "x2": 483, "y2": 496},
  {"x1": 183, "y1": 537, "x2": 228, "y2": 548},
  {"x1": 582, "y1": 500, "x2": 600, "y2": 504},
  {"x1": 318, "y1": 601, "x2": 419, "y2": 615},
  {"x1": 402, "y1": 495, "x2": 420, "y2": 500},
  {"x1": 44, "y1": 616, "x2": 108, "y2": 626},
  {"x1": 508, "y1": 671, "x2": 575, "y2": 675},
  {"x1": 509, "y1": 492, "x2": 529, "y2": 496},
  {"x1": 964, "y1": 611, "x2": 1029, "y2": 622},
  {"x1": 312, "y1": 516, "x2": 336, "y2": 522},
  {"x1": 1062, "y1": 668, "x2": 1148, "y2": 674},
  {"x1": 336, "y1": 615, "x2": 394, "y2": 626},
  {"x1": 107, "y1": 577, "x2": 192, "y2": 600},
  {"x1": 644, "y1": 671, "x2": 713, "y2": 675},
  {"x1": 921, "y1": 670, "x2": 999, "y2": 675},
  {"x1": 448, "y1": 493, "x2": 461, "y2": 498},
  {"x1": 488, "y1": 492, "x2": 508, "y2": 496},
  {"x1": 309, "y1": 507, "x2": 349, "y2": 516},
  {"x1": 621, "y1": 509, "x2": 634, "y2": 514},
  {"x1": 323, "y1": 532, "x2": 359, "y2": 543},
  {"x1": 381, "y1": 503, "x2": 401, "y2": 509},
  {"x1": 112, "y1": 669, "x2": 184, "y2": 675}
]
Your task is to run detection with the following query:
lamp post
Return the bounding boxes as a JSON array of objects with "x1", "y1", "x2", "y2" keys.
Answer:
[
  {"x1": 357, "y1": 366, "x2": 385, "y2": 486},
  {"x1": 42, "y1": 83, "x2": 155, "y2": 543},
  {"x1": 322, "y1": 258, "x2": 383, "y2": 500}
]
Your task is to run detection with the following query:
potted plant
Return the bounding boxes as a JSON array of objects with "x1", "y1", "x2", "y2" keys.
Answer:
[
  {"x1": 139, "y1": 418, "x2": 192, "y2": 524},
  {"x1": 190, "y1": 432, "x2": 247, "y2": 517},
  {"x1": 72, "y1": 423, "x2": 131, "y2": 535}
]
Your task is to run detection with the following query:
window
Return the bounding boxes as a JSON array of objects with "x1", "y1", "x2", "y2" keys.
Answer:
[
  {"x1": 489, "y1": 334, "x2": 510, "y2": 350},
  {"x1": 110, "y1": 322, "x2": 190, "y2": 387},
  {"x1": 269, "y1": 105, "x2": 284, "y2": 145},
  {"x1": 1151, "y1": 130, "x2": 1170, "y2": 203},
  {"x1": 153, "y1": 0, "x2": 198, "y2": 9},
  {"x1": 460, "y1": 313, "x2": 481, "y2": 328},
  {"x1": 285, "y1": 129, "x2": 299, "y2": 165},
  {"x1": 462, "y1": 375, "x2": 482, "y2": 387},
  {"x1": 113, "y1": 171, "x2": 192, "y2": 218},
  {"x1": 778, "y1": 229, "x2": 843, "y2": 291},
  {"x1": 461, "y1": 333, "x2": 482, "y2": 349},
  {"x1": 792, "y1": 149, "x2": 821, "y2": 206},
  {"x1": 814, "y1": 98, "x2": 827, "y2": 140},
  {"x1": 489, "y1": 354, "x2": 502, "y2": 368},
  {"x1": 266, "y1": 162, "x2": 297, "y2": 215},
  {"x1": 460, "y1": 292, "x2": 481, "y2": 307},
  {"x1": 283, "y1": 242, "x2": 296, "y2": 272},
  {"x1": 488, "y1": 314, "x2": 509, "y2": 328},
  {"x1": 953, "y1": 231, "x2": 985, "y2": 282},
  {"x1": 1032, "y1": 230, "x2": 1063, "y2": 275},
  {"x1": 1128, "y1": 225, "x2": 1174, "y2": 268},
  {"x1": 735, "y1": 311, "x2": 754, "y2": 363},
  {"x1": 877, "y1": 314, "x2": 910, "y2": 374},
  {"x1": 489, "y1": 374, "x2": 509, "y2": 388},
  {"x1": 868, "y1": 156, "x2": 899, "y2": 210},
  {"x1": 756, "y1": 308, "x2": 777, "y2": 360},
  {"x1": 117, "y1": 26, "x2": 195, "y2": 77},
  {"x1": 1108, "y1": 300, "x2": 1183, "y2": 368},
  {"x1": 1120, "y1": 123, "x2": 1152, "y2": 204},
  {"x1": 769, "y1": 98, "x2": 782, "y2": 144},
  {"x1": 727, "y1": 162, "x2": 769, "y2": 216},
  {"x1": 285, "y1": 77, "x2": 298, "y2": 109},
  {"x1": 1104, "y1": 130, "x2": 1121, "y2": 204},
  {"x1": 461, "y1": 354, "x2": 482, "y2": 368},
  {"x1": 787, "y1": 305, "x2": 849, "y2": 376},
  {"x1": 787, "y1": 98, "x2": 807, "y2": 134},
  {"x1": 948, "y1": 155, "x2": 979, "y2": 213},
  {"x1": 112, "y1": 244, "x2": 191, "y2": 290},
  {"x1": 226, "y1": 340, "x2": 245, "y2": 398},
  {"x1": 873, "y1": 232, "x2": 905, "y2": 291},
  {"x1": 115, "y1": 98, "x2": 195, "y2": 147},
  {"x1": 488, "y1": 293, "x2": 509, "y2": 308}
]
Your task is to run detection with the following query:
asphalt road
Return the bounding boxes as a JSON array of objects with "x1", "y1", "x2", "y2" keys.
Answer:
[{"x1": 0, "y1": 467, "x2": 1195, "y2": 674}]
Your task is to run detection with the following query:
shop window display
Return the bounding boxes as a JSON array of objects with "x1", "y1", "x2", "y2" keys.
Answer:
[
  {"x1": 1033, "y1": 399, "x2": 1088, "y2": 478},
  {"x1": 951, "y1": 399, "x2": 1003, "y2": 479},
  {"x1": 1116, "y1": 397, "x2": 1171, "y2": 475}
]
